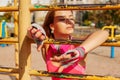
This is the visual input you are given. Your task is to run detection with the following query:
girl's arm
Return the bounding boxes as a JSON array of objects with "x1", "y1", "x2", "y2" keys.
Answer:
[
  {"x1": 80, "y1": 30, "x2": 109, "y2": 53},
  {"x1": 41, "y1": 44, "x2": 49, "y2": 62},
  {"x1": 50, "y1": 30, "x2": 109, "y2": 64}
]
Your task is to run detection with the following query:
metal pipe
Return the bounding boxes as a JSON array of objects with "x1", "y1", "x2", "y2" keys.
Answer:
[
  {"x1": 1, "y1": 38, "x2": 120, "y2": 46},
  {"x1": 0, "y1": 37, "x2": 18, "y2": 44},
  {"x1": 0, "y1": 4, "x2": 120, "y2": 12},
  {"x1": 18, "y1": 0, "x2": 31, "y2": 80},
  {"x1": 29, "y1": 70, "x2": 120, "y2": 79},
  {"x1": 0, "y1": 67, "x2": 18, "y2": 73}
]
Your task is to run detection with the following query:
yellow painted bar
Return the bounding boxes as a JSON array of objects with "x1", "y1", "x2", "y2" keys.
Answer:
[
  {"x1": 0, "y1": 4, "x2": 120, "y2": 12},
  {"x1": 14, "y1": 43, "x2": 19, "y2": 66},
  {"x1": 102, "y1": 42, "x2": 120, "y2": 47},
  {"x1": 0, "y1": 6, "x2": 18, "y2": 11},
  {"x1": 14, "y1": 8, "x2": 18, "y2": 37},
  {"x1": 13, "y1": 0, "x2": 19, "y2": 79},
  {"x1": 29, "y1": 70, "x2": 120, "y2": 80},
  {"x1": 19, "y1": 0, "x2": 31, "y2": 80},
  {"x1": 13, "y1": 0, "x2": 19, "y2": 67},
  {"x1": 0, "y1": 67, "x2": 18, "y2": 73},
  {"x1": 0, "y1": 73, "x2": 18, "y2": 77},
  {"x1": 30, "y1": 5, "x2": 120, "y2": 11},
  {"x1": 0, "y1": 67, "x2": 18, "y2": 78},
  {"x1": 43, "y1": 39, "x2": 120, "y2": 47},
  {"x1": 0, "y1": 37, "x2": 18, "y2": 44},
  {"x1": 15, "y1": 43, "x2": 19, "y2": 80},
  {"x1": 1, "y1": 38, "x2": 120, "y2": 46}
]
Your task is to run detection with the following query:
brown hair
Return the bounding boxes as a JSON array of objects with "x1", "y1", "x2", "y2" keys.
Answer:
[
  {"x1": 42, "y1": 10, "x2": 73, "y2": 38},
  {"x1": 43, "y1": 11, "x2": 55, "y2": 38}
]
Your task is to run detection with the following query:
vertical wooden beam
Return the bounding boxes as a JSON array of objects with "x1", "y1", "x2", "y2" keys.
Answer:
[
  {"x1": 15, "y1": 42, "x2": 19, "y2": 79},
  {"x1": 19, "y1": 0, "x2": 31, "y2": 80},
  {"x1": 14, "y1": 0, "x2": 19, "y2": 68},
  {"x1": 14, "y1": 0, "x2": 18, "y2": 37},
  {"x1": 14, "y1": 0, "x2": 19, "y2": 79}
]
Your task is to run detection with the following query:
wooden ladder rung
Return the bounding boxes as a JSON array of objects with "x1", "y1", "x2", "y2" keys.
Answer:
[{"x1": 0, "y1": 37, "x2": 18, "y2": 44}]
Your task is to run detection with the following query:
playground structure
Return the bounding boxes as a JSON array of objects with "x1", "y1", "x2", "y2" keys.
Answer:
[
  {"x1": 0, "y1": 3, "x2": 120, "y2": 11},
  {"x1": 0, "y1": 20, "x2": 8, "y2": 38},
  {"x1": 0, "y1": 0, "x2": 120, "y2": 80},
  {"x1": 0, "y1": 20, "x2": 9, "y2": 47},
  {"x1": 102, "y1": 25, "x2": 120, "y2": 58},
  {"x1": 102, "y1": 25, "x2": 120, "y2": 42}
]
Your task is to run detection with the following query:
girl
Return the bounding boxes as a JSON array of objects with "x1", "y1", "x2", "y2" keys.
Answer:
[{"x1": 27, "y1": 10, "x2": 109, "y2": 80}]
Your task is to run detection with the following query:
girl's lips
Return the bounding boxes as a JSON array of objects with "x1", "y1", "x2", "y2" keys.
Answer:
[{"x1": 66, "y1": 26, "x2": 74, "y2": 29}]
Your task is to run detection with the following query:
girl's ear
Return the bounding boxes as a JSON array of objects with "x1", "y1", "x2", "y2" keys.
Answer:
[{"x1": 50, "y1": 24, "x2": 54, "y2": 31}]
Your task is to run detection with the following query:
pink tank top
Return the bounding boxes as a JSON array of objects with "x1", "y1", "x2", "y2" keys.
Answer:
[{"x1": 46, "y1": 44, "x2": 85, "y2": 80}]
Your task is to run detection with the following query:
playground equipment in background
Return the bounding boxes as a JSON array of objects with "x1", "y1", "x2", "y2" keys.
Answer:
[
  {"x1": 102, "y1": 25, "x2": 120, "y2": 58},
  {"x1": 0, "y1": 20, "x2": 8, "y2": 47},
  {"x1": 0, "y1": 20, "x2": 8, "y2": 38},
  {"x1": 102, "y1": 25, "x2": 120, "y2": 42}
]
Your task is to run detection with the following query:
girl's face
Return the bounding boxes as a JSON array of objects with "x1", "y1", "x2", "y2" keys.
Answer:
[{"x1": 50, "y1": 11, "x2": 75, "y2": 39}]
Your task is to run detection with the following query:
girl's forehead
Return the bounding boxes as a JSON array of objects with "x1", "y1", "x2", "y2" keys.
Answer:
[{"x1": 54, "y1": 11, "x2": 73, "y2": 17}]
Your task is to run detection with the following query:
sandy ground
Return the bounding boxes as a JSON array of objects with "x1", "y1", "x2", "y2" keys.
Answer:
[{"x1": 0, "y1": 44, "x2": 120, "y2": 80}]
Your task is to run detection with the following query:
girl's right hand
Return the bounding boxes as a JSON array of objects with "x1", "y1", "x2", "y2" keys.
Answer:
[{"x1": 27, "y1": 23, "x2": 46, "y2": 51}]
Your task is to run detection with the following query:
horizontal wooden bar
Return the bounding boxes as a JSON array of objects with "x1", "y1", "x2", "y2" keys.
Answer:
[
  {"x1": 30, "y1": 5, "x2": 120, "y2": 11},
  {"x1": 43, "y1": 39, "x2": 120, "y2": 47},
  {"x1": 0, "y1": 67, "x2": 18, "y2": 76},
  {"x1": 29, "y1": 70, "x2": 90, "y2": 79},
  {"x1": 29, "y1": 70, "x2": 120, "y2": 79},
  {"x1": 0, "y1": 37, "x2": 120, "y2": 46},
  {"x1": 102, "y1": 42, "x2": 120, "y2": 47},
  {"x1": 0, "y1": 37, "x2": 18, "y2": 44},
  {"x1": 0, "y1": 73, "x2": 18, "y2": 77},
  {"x1": 0, "y1": 67, "x2": 18, "y2": 73},
  {"x1": 0, "y1": 4, "x2": 120, "y2": 12},
  {"x1": 0, "y1": 68, "x2": 119, "y2": 79},
  {"x1": 0, "y1": 6, "x2": 18, "y2": 12}
]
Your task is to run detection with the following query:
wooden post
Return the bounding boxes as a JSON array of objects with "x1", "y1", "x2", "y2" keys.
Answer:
[
  {"x1": 14, "y1": 0, "x2": 18, "y2": 37},
  {"x1": 19, "y1": 0, "x2": 31, "y2": 80},
  {"x1": 14, "y1": 0, "x2": 19, "y2": 79},
  {"x1": 14, "y1": 0, "x2": 19, "y2": 68}
]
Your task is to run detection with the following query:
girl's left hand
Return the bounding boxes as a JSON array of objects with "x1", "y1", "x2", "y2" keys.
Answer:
[
  {"x1": 50, "y1": 47, "x2": 85, "y2": 68},
  {"x1": 50, "y1": 53, "x2": 72, "y2": 62}
]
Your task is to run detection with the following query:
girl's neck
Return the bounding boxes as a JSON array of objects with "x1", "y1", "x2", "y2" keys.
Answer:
[{"x1": 54, "y1": 34, "x2": 71, "y2": 40}]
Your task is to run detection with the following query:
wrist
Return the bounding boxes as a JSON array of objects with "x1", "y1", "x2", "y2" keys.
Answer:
[{"x1": 75, "y1": 46, "x2": 85, "y2": 57}]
